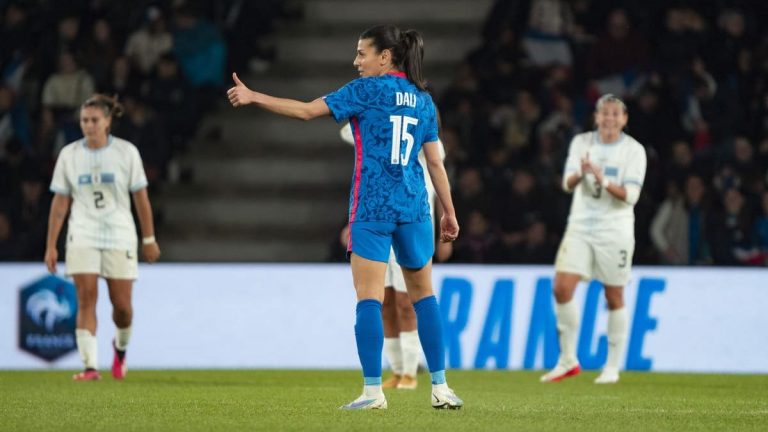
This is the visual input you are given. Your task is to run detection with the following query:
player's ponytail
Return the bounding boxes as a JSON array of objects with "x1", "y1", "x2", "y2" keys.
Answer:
[
  {"x1": 360, "y1": 25, "x2": 427, "y2": 91},
  {"x1": 400, "y1": 29, "x2": 426, "y2": 91},
  {"x1": 82, "y1": 94, "x2": 125, "y2": 119}
]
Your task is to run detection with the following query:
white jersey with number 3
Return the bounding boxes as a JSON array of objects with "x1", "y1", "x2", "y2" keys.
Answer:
[
  {"x1": 50, "y1": 136, "x2": 148, "y2": 250},
  {"x1": 563, "y1": 131, "x2": 646, "y2": 236}
]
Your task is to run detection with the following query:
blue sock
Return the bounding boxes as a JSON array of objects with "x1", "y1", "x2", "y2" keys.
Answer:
[
  {"x1": 414, "y1": 295, "x2": 446, "y2": 384},
  {"x1": 355, "y1": 299, "x2": 383, "y2": 385}
]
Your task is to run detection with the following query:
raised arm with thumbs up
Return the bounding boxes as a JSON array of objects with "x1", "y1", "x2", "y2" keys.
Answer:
[
  {"x1": 227, "y1": 73, "x2": 253, "y2": 107},
  {"x1": 226, "y1": 72, "x2": 330, "y2": 120}
]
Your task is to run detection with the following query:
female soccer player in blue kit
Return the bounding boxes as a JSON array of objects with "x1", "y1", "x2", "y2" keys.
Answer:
[{"x1": 227, "y1": 25, "x2": 463, "y2": 410}]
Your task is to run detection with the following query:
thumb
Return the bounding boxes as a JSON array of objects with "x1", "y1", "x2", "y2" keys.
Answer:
[{"x1": 232, "y1": 72, "x2": 244, "y2": 86}]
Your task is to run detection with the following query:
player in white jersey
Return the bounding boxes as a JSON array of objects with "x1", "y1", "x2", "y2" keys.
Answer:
[
  {"x1": 340, "y1": 123, "x2": 452, "y2": 390},
  {"x1": 44, "y1": 94, "x2": 161, "y2": 381},
  {"x1": 540, "y1": 94, "x2": 647, "y2": 385}
]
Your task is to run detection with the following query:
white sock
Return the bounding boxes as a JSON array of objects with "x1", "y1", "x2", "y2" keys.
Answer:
[
  {"x1": 75, "y1": 329, "x2": 98, "y2": 369},
  {"x1": 555, "y1": 299, "x2": 580, "y2": 367},
  {"x1": 115, "y1": 326, "x2": 132, "y2": 351},
  {"x1": 399, "y1": 330, "x2": 421, "y2": 377},
  {"x1": 363, "y1": 384, "x2": 383, "y2": 398},
  {"x1": 604, "y1": 307, "x2": 628, "y2": 372},
  {"x1": 383, "y1": 337, "x2": 403, "y2": 375}
]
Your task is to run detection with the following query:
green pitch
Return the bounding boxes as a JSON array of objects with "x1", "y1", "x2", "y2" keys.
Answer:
[{"x1": 2, "y1": 370, "x2": 766, "y2": 431}]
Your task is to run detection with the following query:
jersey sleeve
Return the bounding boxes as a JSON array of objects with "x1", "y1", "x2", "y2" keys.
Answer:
[
  {"x1": 423, "y1": 100, "x2": 439, "y2": 143},
  {"x1": 563, "y1": 135, "x2": 583, "y2": 178},
  {"x1": 128, "y1": 146, "x2": 149, "y2": 192},
  {"x1": 622, "y1": 143, "x2": 647, "y2": 187},
  {"x1": 49, "y1": 148, "x2": 71, "y2": 195},
  {"x1": 323, "y1": 78, "x2": 373, "y2": 123}
]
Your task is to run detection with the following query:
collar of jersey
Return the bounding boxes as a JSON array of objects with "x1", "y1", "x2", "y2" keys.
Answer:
[
  {"x1": 594, "y1": 131, "x2": 624, "y2": 145},
  {"x1": 386, "y1": 71, "x2": 407, "y2": 78},
  {"x1": 81, "y1": 134, "x2": 114, "y2": 152}
]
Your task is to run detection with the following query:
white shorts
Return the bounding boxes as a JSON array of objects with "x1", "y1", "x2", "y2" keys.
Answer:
[
  {"x1": 384, "y1": 249, "x2": 406, "y2": 293},
  {"x1": 66, "y1": 247, "x2": 138, "y2": 280},
  {"x1": 555, "y1": 230, "x2": 634, "y2": 287}
]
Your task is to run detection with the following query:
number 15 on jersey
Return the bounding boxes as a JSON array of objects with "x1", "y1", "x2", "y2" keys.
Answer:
[{"x1": 390, "y1": 115, "x2": 418, "y2": 166}]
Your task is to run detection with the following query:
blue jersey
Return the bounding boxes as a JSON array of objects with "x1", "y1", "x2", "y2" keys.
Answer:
[{"x1": 324, "y1": 72, "x2": 438, "y2": 223}]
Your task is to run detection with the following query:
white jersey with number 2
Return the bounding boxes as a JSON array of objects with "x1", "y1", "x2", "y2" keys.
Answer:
[
  {"x1": 563, "y1": 131, "x2": 646, "y2": 236},
  {"x1": 50, "y1": 135, "x2": 148, "y2": 251}
]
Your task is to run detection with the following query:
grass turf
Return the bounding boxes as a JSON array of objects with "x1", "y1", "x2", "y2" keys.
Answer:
[{"x1": 2, "y1": 370, "x2": 767, "y2": 431}]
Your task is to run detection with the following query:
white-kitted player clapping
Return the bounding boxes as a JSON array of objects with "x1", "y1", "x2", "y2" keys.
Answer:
[{"x1": 541, "y1": 94, "x2": 647, "y2": 385}]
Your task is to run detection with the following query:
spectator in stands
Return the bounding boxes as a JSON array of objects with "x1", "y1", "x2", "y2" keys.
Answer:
[
  {"x1": 453, "y1": 167, "x2": 491, "y2": 227},
  {"x1": 650, "y1": 176, "x2": 712, "y2": 265},
  {"x1": 101, "y1": 56, "x2": 141, "y2": 99},
  {"x1": 124, "y1": 6, "x2": 173, "y2": 77},
  {"x1": 173, "y1": 4, "x2": 226, "y2": 113},
  {"x1": 495, "y1": 169, "x2": 545, "y2": 254},
  {"x1": 112, "y1": 97, "x2": 170, "y2": 183},
  {"x1": 707, "y1": 9, "x2": 753, "y2": 82},
  {"x1": 452, "y1": 210, "x2": 505, "y2": 263},
  {"x1": 0, "y1": 2, "x2": 31, "y2": 78},
  {"x1": 35, "y1": 14, "x2": 84, "y2": 82},
  {"x1": 663, "y1": 140, "x2": 696, "y2": 189},
  {"x1": 0, "y1": 208, "x2": 22, "y2": 260},
  {"x1": 626, "y1": 85, "x2": 682, "y2": 156},
  {"x1": 82, "y1": 19, "x2": 119, "y2": 90},
  {"x1": 680, "y1": 58, "x2": 722, "y2": 149},
  {"x1": 585, "y1": 8, "x2": 650, "y2": 97},
  {"x1": 537, "y1": 89, "x2": 578, "y2": 146},
  {"x1": 14, "y1": 165, "x2": 48, "y2": 259},
  {"x1": 0, "y1": 137, "x2": 25, "y2": 201},
  {"x1": 708, "y1": 188, "x2": 757, "y2": 265},
  {"x1": 491, "y1": 90, "x2": 542, "y2": 158},
  {"x1": 752, "y1": 191, "x2": 768, "y2": 264},
  {"x1": 654, "y1": 7, "x2": 707, "y2": 78},
  {"x1": 0, "y1": 84, "x2": 32, "y2": 154},
  {"x1": 41, "y1": 51, "x2": 94, "y2": 144},
  {"x1": 141, "y1": 53, "x2": 199, "y2": 154},
  {"x1": 508, "y1": 218, "x2": 557, "y2": 264},
  {"x1": 728, "y1": 136, "x2": 762, "y2": 197},
  {"x1": 219, "y1": 0, "x2": 282, "y2": 73},
  {"x1": 471, "y1": 27, "x2": 529, "y2": 104},
  {"x1": 522, "y1": 0, "x2": 574, "y2": 67}
]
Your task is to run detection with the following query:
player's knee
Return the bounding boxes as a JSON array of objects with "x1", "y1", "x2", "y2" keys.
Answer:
[
  {"x1": 397, "y1": 299, "x2": 415, "y2": 318},
  {"x1": 603, "y1": 289, "x2": 624, "y2": 309},
  {"x1": 112, "y1": 298, "x2": 133, "y2": 317},
  {"x1": 382, "y1": 289, "x2": 396, "y2": 308},
  {"x1": 76, "y1": 290, "x2": 98, "y2": 309},
  {"x1": 395, "y1": 292, "x2": 411, "y2": 309},
  {"x1": 553, "y1": 281, "x2": 575, "y2": 303}
]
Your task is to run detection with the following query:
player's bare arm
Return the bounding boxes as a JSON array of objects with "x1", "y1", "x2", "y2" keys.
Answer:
[
  {"x1": 44, "y1": 193, "x2": 72, "y2": 273},
  {"x1": 565, "y1": 169, "x2": 584, "y2": 191},
  {"x1": 227, "y1": 72, "x2": 330, "y2": 120},
  {"x1": 423, "y1": 140, "x2": 458, "y2": 242},
  {"x1": 132, "y1": 188, "x2": 161, "y2": 263}
]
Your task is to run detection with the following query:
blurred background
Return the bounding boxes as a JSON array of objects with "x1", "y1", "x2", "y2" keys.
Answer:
[{"x1": 1, "y1": 0, "x2": 767, "y2": 266}]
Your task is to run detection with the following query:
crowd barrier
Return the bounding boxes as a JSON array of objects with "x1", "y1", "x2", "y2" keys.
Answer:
[{"x1": 1, "y1": 263, "x2": 765, "y2": 373}]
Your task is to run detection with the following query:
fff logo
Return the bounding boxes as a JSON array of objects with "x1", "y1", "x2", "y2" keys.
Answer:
[{"x1": 18, "y1": 274, "x2": 78, "y2": 362}]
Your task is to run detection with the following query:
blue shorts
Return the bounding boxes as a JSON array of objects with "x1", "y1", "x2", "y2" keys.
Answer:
[{"x1": 348, "y1": 220, "x2": 434, "y2": 269}]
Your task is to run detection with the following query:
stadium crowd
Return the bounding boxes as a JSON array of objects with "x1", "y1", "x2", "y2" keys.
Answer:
[
  {"x1": 1, "y1": 0, "x2": 767, "y2": 267},
  {"x1": 437, "y1": 0, "x2": 768, "y2": 266},
  {"x1": 0, "y1": 0, "x2": 288, "y2": 260}
]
